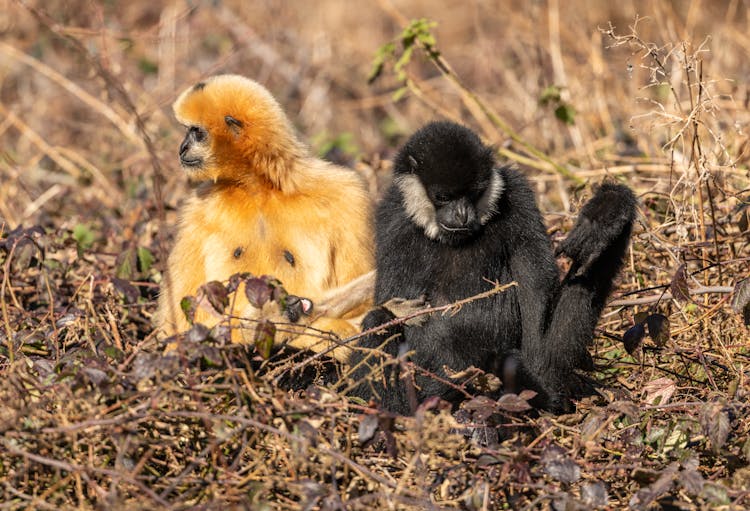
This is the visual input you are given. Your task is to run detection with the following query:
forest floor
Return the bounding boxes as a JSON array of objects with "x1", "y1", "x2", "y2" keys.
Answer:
[{"x1": 1, "y1": 1, "x2": 749, "y2": 509}]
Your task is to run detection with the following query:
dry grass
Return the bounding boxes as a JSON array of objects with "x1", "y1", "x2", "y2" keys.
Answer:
[{"x1": 1, "y1": 0, "x2": 749, "y2": 509}]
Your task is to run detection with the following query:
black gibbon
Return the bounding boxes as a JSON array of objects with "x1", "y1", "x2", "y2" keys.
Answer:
[
  {"x1": 350, "y1": 121, "x2": 636, "y2": 414},
  {"x1": 155, "y1": 74, "x2": 374, "y2": 358}
]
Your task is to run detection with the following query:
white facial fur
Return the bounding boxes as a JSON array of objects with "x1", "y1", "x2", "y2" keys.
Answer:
[
  {"x1": 477, "y1": 169, "x2": 505, "y2": 224},
  {"x1": 394, "y1": 174, "x2": 441, "y2": 240},
  {"x1": 395, "y1": 169, "x2": 505, "y2": 240}
]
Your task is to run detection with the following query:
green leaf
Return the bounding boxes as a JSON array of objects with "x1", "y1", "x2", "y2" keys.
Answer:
[
  {"x1": 368, "y1": 18, "x2": 439, "y2": 88},
  {"x1": 254, "y1": 320, "x2": 276, "y2": 359},
  {"x1": 539, "y1": 85, "x2": 562, "y2": 105},
  {"x1": 180, "y1": 296, "x2": 196, "y2": 324},
  {"x1": 72, "y1": 223, "x2": 95, "y2": 250},
  {"x1": 701, "y1": 483, "x2": 730, "y2": 506},
  {"x1": 368, "y1": 41, "x2": 396, "y2": 84},
  {"x1": 554, "y1": 104, "x2": 576, "y2": 125},
  {"x1": 103, "y1": 345, "x2": 125, "y2": 362},
  {"x1": 395, "y1": 45, "x2": 414, "y2": 74},
  {"x1": 138, "y1": 57, "x2": 158, "y2": 75},
  {"x1": 115, "y1": 247, "x2": 137, "y2": 279},
  {"x1": 137, "y1": 246, "x2": 154, "y2": 273},
  {"x1": 392, "y1": 86, "x2": 409, "y2": 102}
]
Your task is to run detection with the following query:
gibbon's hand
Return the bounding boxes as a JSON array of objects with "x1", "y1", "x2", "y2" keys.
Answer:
[
  {"x1": 381, "y1": 296, "x2": 429, "y2": 327},
  {"x1": 284, "y1": 295, "x2": 313, "y2": 323}
]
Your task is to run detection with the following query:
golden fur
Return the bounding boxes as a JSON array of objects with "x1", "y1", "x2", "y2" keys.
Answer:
[{"x1": 155, "y1": 75, "x2": 374, "y2": 359}]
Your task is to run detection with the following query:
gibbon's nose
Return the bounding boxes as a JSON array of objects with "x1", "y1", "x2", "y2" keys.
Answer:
[
  {"x1": 179, "y1": 137, "x2": 190, "y2": 157},
  {"x1": 452, "y1": 198, "x2": 477, "y2": 227},
  {"x1": 455, "y1": 201, "x2": 469, "y2": 225}
]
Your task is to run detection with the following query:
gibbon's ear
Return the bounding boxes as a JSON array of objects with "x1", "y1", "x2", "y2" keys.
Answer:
[
  {"x1": 407, "y1": 155, "x2": 418, "y2": 173},
  {"x1": 224, "y1": 115, "x2": 244, "y2": 134}
]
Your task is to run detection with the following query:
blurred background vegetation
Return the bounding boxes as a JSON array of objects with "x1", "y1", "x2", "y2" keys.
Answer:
[{"x1": 1, "y1": 1, "x2": 749, "y2": 509}]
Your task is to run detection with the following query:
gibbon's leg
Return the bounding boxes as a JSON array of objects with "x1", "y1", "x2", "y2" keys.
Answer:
[
  {"x1": 278, "y1": 272, "x2": 376, "y2": 360},
  {"x1": 283, "y1": 317, "x2": 360, "y2": 360},
  {"x1": 239, "y1": 271, "x2": 375, "y2": 361},
  {"x1": 347, "y1": 306, "x2": 413, "y2": 415},
  {"x1": 531, "y1": 183, "x2": 637, "y2": 411}
]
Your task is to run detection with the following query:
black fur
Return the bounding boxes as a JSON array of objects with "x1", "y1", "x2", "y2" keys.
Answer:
[{"x1": 350, "y1": 121, "x2": 636, "y2": 415}]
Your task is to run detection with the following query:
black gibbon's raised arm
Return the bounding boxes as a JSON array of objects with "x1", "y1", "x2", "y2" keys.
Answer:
[{"x1": 350, "y1": 121, "x2": 636, "y2": 414}]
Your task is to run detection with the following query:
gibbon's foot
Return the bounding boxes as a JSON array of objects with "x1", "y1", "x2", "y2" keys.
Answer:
[
  {"x1": 542, "y1": 370, "x2": 597, "y2": 414},
  {"x1": 274, "y1": 349, "x2": 342, "y2": 390},
  {"x1": 361, "y1": 306, "x2": 399, "y2": 334},
  {"x1": 555, "y1": 182, "x2": 637, "y2": 276}
]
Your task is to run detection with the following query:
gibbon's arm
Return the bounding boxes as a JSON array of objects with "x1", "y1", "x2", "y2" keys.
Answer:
[
  {"x1": 156, "y1": 212, "x2": 210, "y2": 336},
  {"x1": 498, "y1": 172, "x2": 563, "y2": 402},
  {"x1": 543, "y1": 183, "x2": 637, "y2": 377},
  {"x1": 327, "y1": 177, "x2": 375, "y2": 291},
  {"x1": 315, "y1": 271, "x2": 375, "y2": 318}
]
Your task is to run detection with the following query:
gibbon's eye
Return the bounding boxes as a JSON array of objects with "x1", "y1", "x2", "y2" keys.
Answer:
[
  {"x1": 434, "y1": 193, "x2": 451, "y2": 205},
  {"x1": 283, "y1": 250, "x2": 295, "y2": 267},
  {"x1": 190, "y1": 126, "x2": 208, "y2": 143},
  {"x1": 225, "y1": 115, "x2": 244, "y2": 131}
]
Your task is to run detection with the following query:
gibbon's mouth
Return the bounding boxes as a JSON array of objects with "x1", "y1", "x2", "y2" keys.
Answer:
[
  {"x1": 439, "y1": 223, "x2": 471, "y2": 232},
  {"x1": 180, "y1": 157, "x2": 203, "y2": 168}
]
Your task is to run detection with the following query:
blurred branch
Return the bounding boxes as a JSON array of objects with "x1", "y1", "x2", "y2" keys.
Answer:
[
  {"x1": 0, "y1": 102, "x2": 121, "y2": 207},
  {"x1": 610, "y1": 285, "x2": 733, "y2": 307},
  {"x1": 16, "y1": 0, "x2": 167, "y2": 252},
  {"x1": 0, "y1": 41, "x2": 143, "y2": 148},
  {"x1": 375, "y1": 0, "x2": 580, "y2": 182}
]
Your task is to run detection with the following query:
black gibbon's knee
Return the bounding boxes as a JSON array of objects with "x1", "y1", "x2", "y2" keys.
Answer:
[
  {"x1": 556, "y1": 182, "x2": 637, "y2": 277},
  {"x1": 362, "y1": 306, "x2": 398, "y2": 332},
  {"x1": 358, "y1": 306, "x2": 402, "y2": 350},
  {"x1": 559, "y1": 183, "x2": 636, "y2": 297}
]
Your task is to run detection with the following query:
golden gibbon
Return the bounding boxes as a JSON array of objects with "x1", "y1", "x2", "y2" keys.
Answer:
[{"x1": 155, "y1": 74, "x2": 374, "y2": 360}]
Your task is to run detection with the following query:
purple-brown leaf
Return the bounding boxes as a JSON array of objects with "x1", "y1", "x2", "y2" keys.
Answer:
[
  {"x1": 623, "y1": 322, "x2": 646, "y2": 355},
  {"x1": 700, "y1": 402, "x2": 730, "y2": 453},
  {"x1": 541, "y1": 445, "x2": 581, "y2": 484},
  {"x1": 670, "y1": 263, "x2": 691, "y2": 303},
  {"x1": 495, "y1": 392, "x2": 533, "y2": 413},
  {"x1": 731, "y1": 279, "x2": 750, "y2": 326},
  {"x1": 646, "y1": 313, "x2": 670, "y2": 346},
  {"x1": 629, "y1": 462, "x2": 678, "y2": 511},
  {"x1": 245, "y1": 277, "x2": 273, "y2": 308},
  {"x1": 199, "y1": 281, "x2": 229, "y2": 314}
]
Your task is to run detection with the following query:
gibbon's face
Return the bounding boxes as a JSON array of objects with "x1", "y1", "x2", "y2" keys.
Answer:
[
  {"x1": 393, "y1": 121, "x2": 504, "y2": 246},
  {"x1": 178, "y1": 124, "x2": 211, "y2": 171},
  {"x1": 171, "y1": 75, "x2": 297, "y2": 182}
]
